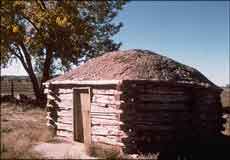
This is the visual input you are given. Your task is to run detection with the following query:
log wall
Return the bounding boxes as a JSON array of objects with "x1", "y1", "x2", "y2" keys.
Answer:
[
  {"x1": 118, "y1": 80, "x2": 223, "y2": 154},
  {"x1": 45, "y1": 83, "x2": 125, "y2": 149},
  {"x1": 190, "y1": 90, "x2": 223, "y2": 139},
  {"x1": 45, "y1": 80, "x2": 223, "y2": 154}
]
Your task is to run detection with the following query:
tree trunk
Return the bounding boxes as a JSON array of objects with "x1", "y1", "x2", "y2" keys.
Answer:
[
  {"x1": 19, "y1": 42, "x2": 46, "y2": 106},
  {"x1": 29, "y1": 69, "x2": 45, "y2": 104},
  {"x1": 36, "y1": 47, "x2": 53, "y2": 106},
  {"x1": 41, "y1": 48, "x2": 52, "y2": 84},
  {"x1": 38, "y1": 47, "x2": 53, "y2": 101}
]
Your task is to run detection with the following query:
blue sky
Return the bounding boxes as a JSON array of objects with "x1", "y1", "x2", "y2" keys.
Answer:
[
  {"x1": 2, "y1": 1, "x2": 229, "y2": 86},
  {"x1": 113, "y1": 1, "x2": 229, "y2": 86}
]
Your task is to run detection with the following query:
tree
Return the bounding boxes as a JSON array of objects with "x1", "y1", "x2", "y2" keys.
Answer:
[{"x1": 1, "y1": 0, "x2": 127, "y2": 105}]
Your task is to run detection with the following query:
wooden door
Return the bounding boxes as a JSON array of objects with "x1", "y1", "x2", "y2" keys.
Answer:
[{"x1": 73, "y1": 87, "x2": 91, "y2": 145}]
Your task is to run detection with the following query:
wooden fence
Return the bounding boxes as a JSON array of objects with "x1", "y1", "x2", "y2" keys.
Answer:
[{"x1": 1, "y1": 79, "x2": 34, "y2": 98}]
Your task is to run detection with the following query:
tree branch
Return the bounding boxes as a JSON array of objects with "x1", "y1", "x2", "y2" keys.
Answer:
[
  {"x1": 19, "y1": 42, "x2": 33, "y2": 70},
  {"x1": 36, "y1": 0, "x2": 47, "y2": 10},
  {"x1": 21, "y1": 15, "x2": 40, "y2": 32},
  {"x1": 8, "y1": 46, "x2": 29, "y2": 72}
]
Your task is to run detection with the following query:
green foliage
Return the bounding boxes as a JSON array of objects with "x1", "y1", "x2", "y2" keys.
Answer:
[
  {"x1": 0, "y1": 0, "x2": 127, "y2": 101},
  {"x1": 1, "y1": 0, "x2": 126, "y2": 72}
]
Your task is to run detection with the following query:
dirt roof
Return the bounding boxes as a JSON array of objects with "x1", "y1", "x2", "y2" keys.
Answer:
[{"x1": 49, "y1": 49, "x2": 219, "y2": 89}]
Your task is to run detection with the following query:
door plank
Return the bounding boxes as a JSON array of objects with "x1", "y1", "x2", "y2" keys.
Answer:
[{"x1": 73, "y1": 87, "x2": 91, "y2": 145}]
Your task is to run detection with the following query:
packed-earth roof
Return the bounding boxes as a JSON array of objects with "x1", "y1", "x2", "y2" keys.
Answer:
[{"x1": 49, "y1": 49, "x2": 218, "y2": 88}]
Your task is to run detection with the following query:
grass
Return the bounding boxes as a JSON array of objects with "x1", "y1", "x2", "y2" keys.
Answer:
[
  {"x1": 0, "y1": 102, "x2": 53, "y2": 159},
  {"x1": 113, "y1": 55, "x2": 131, "y2": 63}
]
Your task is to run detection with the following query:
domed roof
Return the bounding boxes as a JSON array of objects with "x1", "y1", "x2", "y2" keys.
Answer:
[{"x1": 50, "y1": 49, "x2": 219, "y2": 89}]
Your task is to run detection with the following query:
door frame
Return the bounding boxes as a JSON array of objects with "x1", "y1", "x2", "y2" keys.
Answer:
[{"x1": 73, "y1": 87, "x2": 92, "y2": 144}]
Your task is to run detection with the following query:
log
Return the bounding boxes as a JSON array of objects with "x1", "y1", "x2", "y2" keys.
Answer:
[
  {"x1": 58, "y1": 110, "x2": 72, "y2": 114},
  {"x1": 58, "y1": 89, "x2": 73, "y2": 94},
  {"x1": 91, "y1": 102, "x2": 119, "y2": 109},
  {"x1": 43, "y1": 80, "x2": 122, "y2": 85},
  {"x1": 57, "y1": 111, "x2": 73, "y2": 118},
  {"x1": 57, "y1": 103, "x2": 73, "y2": 109},
  {"x1": 47, "y1": 94, "x2": 55, "y2": 100},
  {"x1": 56, "y1": 97, "x2": 73, "y2": 102},
  {"x1": 136, "y1": 95, "x2": 189, "y2": 102},
  {"x1": 135, "y1": 124, "x2": 175, "y2": 131},
  {"x1": 57, "y1": 130, "x2": 73, "y2": 138},
  {"x1": 92, "y1": 98, "x2": 124, "y2": 105},
  {"x1": 44, "y1": 88, "x2": 52, "y2": 94},
  {"x1": 92, "y1": 118, "x2": 123, "y2": 126},
  {"x1": 58, "y1": 115, "x2": 73, "y2": 120},
  {"x1": 92, "y1": 135, "x2": 124, "y2": 146},
  {"x1": 91, "y1": 112, "x2": 119, "y2": 116},
  {"x1": 57, "y1": 112, "x2": 73, "y2": 118},
  {"x1": 92, "y1": 89, "x2": 122, "y2": 95},
  {"x1": 58, "y1": 116, "x2": 73, "y2": 122},
  {"x1": 92, "y1": 128, "x2": 125, "y2": 136},
  {"x1": 121, "y1": 112, "x2": 191, "y2": 122},
  {"x1": 136, "y1": 88, "x2": 185, "y2": 95},
  {"x1": 59, "y1": 107, "x2": 72, "y2": 111},
  {"x1": 56, "y1": 97, "x2": 73, "y2": 103},
  {"x1": 57, "y1": 119, "x2": 73, "y2": 125},
  {"x1": 91, "y1": 116, "x2": 119, "y2": 121},
  {"x1": 134, "y1": 120, "x2": 190, "y2": 126},
  {"x1": 91, "y1": 114, "x2": 119, "y2": 120},
  {"x1": 92, "y1": 125, "x2": 120, "y2": 131},
  {"x1": 133, "y1": 103, "x2": 188, "y2": 112},
  {"x1": 57, "y1": 123, "x2": 73, "y2": 132},
  {"x1": 47, "y1": 112, "x2": 58, "y2": 117},
  {"x1": 91, "y1": 104, "x2": 122, "y2": 113},
  {"x1": 59, "y1": 94, "x2": 73, "y2": 100},
  {"x1": 92, "y1": 95, "x2": 116, "y2": 102},
  {"x1": 47, "y1": 122, "x2": 56, "y2": 128}
]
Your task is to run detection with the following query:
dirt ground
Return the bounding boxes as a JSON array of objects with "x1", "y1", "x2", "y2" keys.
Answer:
[
  {"x1": 0, "y1": 103, "x2": 95, "y2": 159},
  {"x1": 1, "y1": 102, "x2": 229, "y2": 159},
  {"x1": 33, "y1": 137, "x2": 96, "y2": 159}
]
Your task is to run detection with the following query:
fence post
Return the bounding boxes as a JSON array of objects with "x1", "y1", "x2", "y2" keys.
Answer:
[{"x1": 11, "y1": 80, "x2": 14, "y2": 97}]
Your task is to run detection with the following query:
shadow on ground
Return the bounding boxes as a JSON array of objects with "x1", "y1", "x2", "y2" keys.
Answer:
[{"x1": 158, "y1": 134, "x2": 230, "y2": 160}]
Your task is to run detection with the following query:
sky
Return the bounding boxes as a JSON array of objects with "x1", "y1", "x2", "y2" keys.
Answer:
[{"x1": 1, "y1": 1, "x2": 229, "y2": 86}]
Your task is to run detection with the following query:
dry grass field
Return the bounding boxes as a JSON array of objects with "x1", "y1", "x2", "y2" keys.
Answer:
[{"x1": 0, "y1": 103, "x2": 52, "y2": 159}]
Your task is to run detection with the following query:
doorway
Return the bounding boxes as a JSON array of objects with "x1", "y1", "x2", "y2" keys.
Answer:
[{"x1": 73, "y1": 87, "x2": 91, "y2": 145}]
